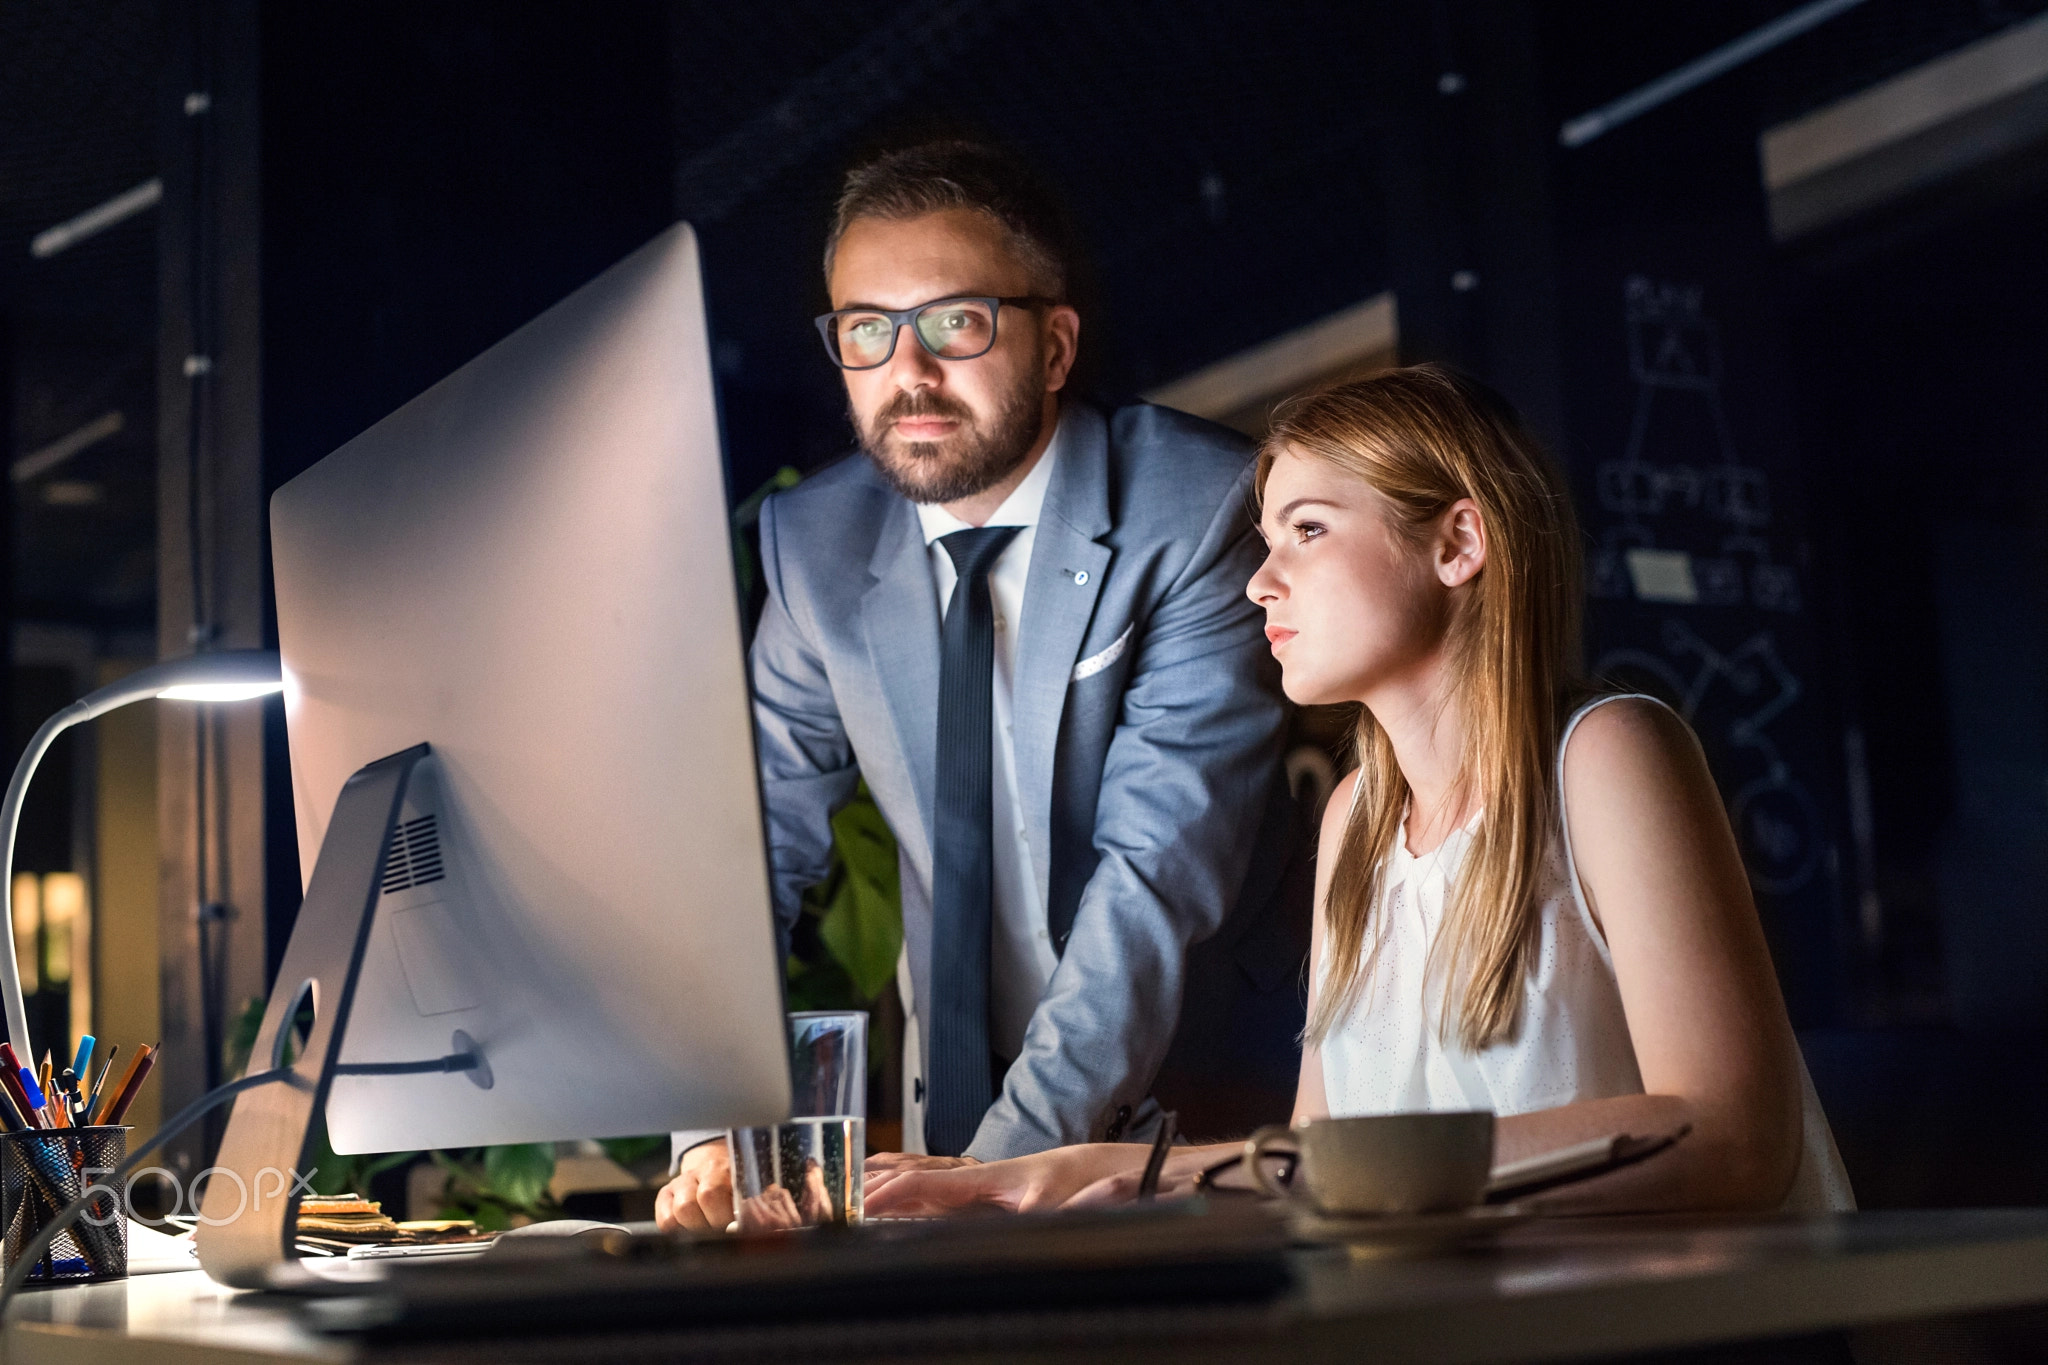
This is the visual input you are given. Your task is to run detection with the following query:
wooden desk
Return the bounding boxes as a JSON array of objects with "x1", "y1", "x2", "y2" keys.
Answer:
[{"x1": 9, "y1": 1209, "x2": 2048, "y2": 1363}]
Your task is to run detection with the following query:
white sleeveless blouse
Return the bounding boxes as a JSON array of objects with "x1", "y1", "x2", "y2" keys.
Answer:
[{"x1": 1317, "y1": 694, "x2": 1855, "y2": 1212}]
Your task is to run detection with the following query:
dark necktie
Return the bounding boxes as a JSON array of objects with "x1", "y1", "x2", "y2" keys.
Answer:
[{"x1": 926, "y1": 524, "x2": 1022, "y2": 1157}]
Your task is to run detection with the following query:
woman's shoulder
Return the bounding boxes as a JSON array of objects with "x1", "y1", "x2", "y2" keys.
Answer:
[
  {"x1": 1560, "y1": 694, "x2": 1714, "y2": 831},
  {"x1": 1562, "y1": 694, "x2": 1693, "y2": 772}
]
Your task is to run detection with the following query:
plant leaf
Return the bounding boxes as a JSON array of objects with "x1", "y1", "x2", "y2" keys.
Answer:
[
  {"x1": 814, "y1": 788, "x2": 901, "y2": 1000},
  {"x1": 456, "y1": 1198, "x2": 514, "y2": 1232},
  {"x1": 597, "y1": 1134, "x2": 668, "y2": 1168},
  {"x1": 481, "y1": 1143, "x2": 556, "y2": 1210}
]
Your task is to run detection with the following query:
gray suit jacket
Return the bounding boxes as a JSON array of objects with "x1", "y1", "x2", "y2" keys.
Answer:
[{"x1": 751, "y1": 399, "x2": 1298, "y2": 1159}]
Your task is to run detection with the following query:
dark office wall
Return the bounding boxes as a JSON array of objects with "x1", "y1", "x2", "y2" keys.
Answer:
[
  {"x1": 259, "y1": 3, "x2": 675, "y2": 488},
  {"x1": 256, "y1": 3, "x2": 675, "y2": 969},
  {"x1": 1535, "y1": 8, "x2": 1851, "y2": 1028},
  {"x1": 1371, "y1": 1, "x2": 1564, "y2": 445},
  {"x1": 1789, "y1": 184, "x2": 2048, "y2": 1033}
]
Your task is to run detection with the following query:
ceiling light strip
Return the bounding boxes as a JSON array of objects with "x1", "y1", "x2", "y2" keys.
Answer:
[
  {"x1": 11, "y1": 411, "x2": 125, "y2": 483},
  {"x1": 1560, "y1": 0, "x2": 1868, "y2": 149},
  {"x1": 29, "y1": 177, "x2": 164, "y2": 259}
]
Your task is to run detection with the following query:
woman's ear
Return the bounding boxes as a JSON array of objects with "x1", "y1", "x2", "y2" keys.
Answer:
[{"x1": 1436, "y1": 498, "x2": 1487, "y2": 588}]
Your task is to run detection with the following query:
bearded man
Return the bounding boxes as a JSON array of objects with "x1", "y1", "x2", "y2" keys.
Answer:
[{"x1": 658, "y1": 141, "x2": 1305, "y2": 1231}]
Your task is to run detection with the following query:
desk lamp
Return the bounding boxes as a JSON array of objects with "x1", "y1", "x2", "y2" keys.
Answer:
[{"x1": 0, "y1": 649, "x2": 283, "y2": 1059}]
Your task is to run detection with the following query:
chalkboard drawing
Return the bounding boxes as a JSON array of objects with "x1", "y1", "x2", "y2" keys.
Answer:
[
  {"x1": 1594, "y1": 622, "x2": 1820, "y2": 895},
  {"x1": 1591, "y1": 278, "x2": 1799, "y2": 614},
  {"x1": 1750, "y1": 562, "x2": 1801, "y2": 614},
  {"x1": 1626, "y1": 279, "x2": 1720, "y2": 390},
  {"x1": 1696, "y1": 556, "x2": 1745, "y2": 606}
]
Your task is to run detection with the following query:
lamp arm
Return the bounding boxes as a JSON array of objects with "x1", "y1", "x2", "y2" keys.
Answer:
[
  {"x1": 0, "y1": 702, "x2": 93, "y2": 1058},
  {"x1": 0, "y1": 650, "x2": 281, "y2": 1058}
]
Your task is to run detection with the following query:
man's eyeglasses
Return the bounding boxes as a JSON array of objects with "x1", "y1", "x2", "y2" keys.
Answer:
[{"x1": 814, "y1": 295, "x2": 1056, "y2": 370}]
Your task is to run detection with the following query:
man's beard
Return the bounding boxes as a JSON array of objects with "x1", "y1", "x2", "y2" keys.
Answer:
[{"x1": 856, "y1": 367, "x2": 1047, "y2": 505}]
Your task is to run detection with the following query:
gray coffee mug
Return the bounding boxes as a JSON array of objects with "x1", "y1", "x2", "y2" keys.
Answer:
[{"x1": 1242, "y1": 1112, "x2": 1495, "y2": 1215}]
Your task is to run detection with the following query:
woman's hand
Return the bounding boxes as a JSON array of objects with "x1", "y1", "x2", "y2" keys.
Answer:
[
  {"x1": 864, "y1": 1144, "x2": 1155, "y2": 1217},
  {"x1": 1063, "y1": 1145, "x2": 1238, "y2": 1208}
]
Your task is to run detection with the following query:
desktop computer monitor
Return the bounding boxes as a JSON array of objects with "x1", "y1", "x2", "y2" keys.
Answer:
[{"x1": 265, "y1": 223, "x2": 790, "y2": 1157}]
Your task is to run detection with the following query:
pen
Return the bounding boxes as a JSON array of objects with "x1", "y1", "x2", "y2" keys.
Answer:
[
  {"x1": 1137, "y1": 1109, "x2": 1178, "y2": 1200},
  {"x1": 102, "y1": 1044, "x2": 157, "y2": 1126},
  {"x1": 19, "y1": 1068, "x2": 50, "y2": 1128},
  {"x1": 38, "y1": 1051, "x2": 52, "y2": 1103},
  {"x1": 0, "y1": 1045, "x2": 40, "y2": 1129},
  {"x1": 70, "y1": 1034, "x2": 94, "y2": 1084},
  {"x1": 2, "y1": 1075, "x2": 39, "y2": 1128},
  {"x1": 57, "y1": 1067, "x2": 83, "y2": 1125}
]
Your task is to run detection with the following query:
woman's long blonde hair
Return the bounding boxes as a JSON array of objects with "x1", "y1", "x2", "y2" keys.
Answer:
[{"x1": 1259, "y1": 366, "x2": 1585, "y2": 1052}]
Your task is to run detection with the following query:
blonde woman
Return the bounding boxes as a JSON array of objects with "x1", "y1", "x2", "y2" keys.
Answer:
[{"x1": 866, "y1": 366, "x2": 1851, "y2": 1216}]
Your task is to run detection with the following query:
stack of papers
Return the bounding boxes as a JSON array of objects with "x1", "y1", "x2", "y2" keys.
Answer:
[
  {"x1": 294, "y1": 1194, "x2": 492, "y2": 1256},
  {"x1": 125, "y1": 1217, "x2": 199, "y2": 1274}
]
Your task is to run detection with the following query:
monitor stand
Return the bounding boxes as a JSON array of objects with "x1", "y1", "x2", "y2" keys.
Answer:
[{"x1": 194, "y1": 743, "x2": 488, "y2": 1290}]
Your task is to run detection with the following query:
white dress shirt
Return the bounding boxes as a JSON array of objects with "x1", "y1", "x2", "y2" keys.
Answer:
[{"x1": 913, "y1": 418, "x2": 1063, "y2": 1061}]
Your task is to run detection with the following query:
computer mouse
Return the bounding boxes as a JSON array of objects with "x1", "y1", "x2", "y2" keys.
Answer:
[{"x1": 483, "y1": 1219, "x2": 627, "y2": 1260}]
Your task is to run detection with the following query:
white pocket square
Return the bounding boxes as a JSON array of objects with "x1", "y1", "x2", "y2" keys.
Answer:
[{"x1": 1071, "y1": 624, "x2": 1133, "y2": 681}]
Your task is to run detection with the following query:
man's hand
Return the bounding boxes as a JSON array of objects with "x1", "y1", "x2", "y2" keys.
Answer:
[
  {"x1": 862, "y1": 1152, "x2": 978, "y2": 1207},
  {"x1": 865, "y1": 1152, "x2": 980, "y2": 1175},
  {"x1": 654, "y1": 1140, "x2": 735, "y2": 1233},
  {"x1": 736, "y1": 1184, "x2": 805, "y2": 1233}
]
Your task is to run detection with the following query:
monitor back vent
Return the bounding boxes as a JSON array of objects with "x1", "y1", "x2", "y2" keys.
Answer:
[{"x1": 381, "y1": 814, "x2": 446, "y2": 894}]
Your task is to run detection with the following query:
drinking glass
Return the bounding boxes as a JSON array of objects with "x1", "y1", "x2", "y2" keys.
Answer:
[{"x1": 728, "y1": 1010, "x2": 866, "y2": 1231}]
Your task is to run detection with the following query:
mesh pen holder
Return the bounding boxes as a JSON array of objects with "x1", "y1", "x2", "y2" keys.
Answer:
[{"x1": 2, "y1": 1126, "x2": 128, "y2": 1284}]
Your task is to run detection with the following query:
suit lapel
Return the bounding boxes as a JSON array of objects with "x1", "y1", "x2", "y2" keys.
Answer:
[
  {"x1": 861, "y1": 496, "x2": 942, "y2": 862},
  {"x1": 1014, "y1": 405, "x2": 1112, "y2": 872}
]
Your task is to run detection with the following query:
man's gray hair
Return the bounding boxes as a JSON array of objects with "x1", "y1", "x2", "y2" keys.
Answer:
[{"x1": 824, "y1": 141, "x2": 1075, "y2": 302}]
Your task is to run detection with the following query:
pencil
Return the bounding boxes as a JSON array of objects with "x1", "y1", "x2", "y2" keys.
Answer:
[
  {"x1": 102, "y1": 1044, "x2": 157, "y2": 1126},
  {"x1": 83, "y1": 1044, "x2": 118, "y2": 1123},
  {"x1": 96, "y1": 1046, "x2": 149, "y2": 1127}
]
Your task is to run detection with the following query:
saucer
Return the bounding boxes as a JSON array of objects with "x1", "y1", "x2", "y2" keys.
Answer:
[{"x1": 1288, "y1": 1202, "x2": 1531, "y2": 1253}]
